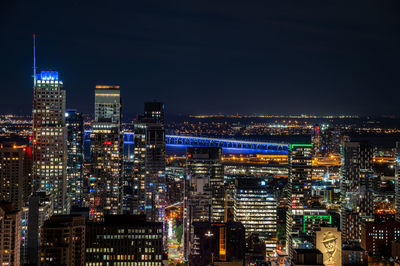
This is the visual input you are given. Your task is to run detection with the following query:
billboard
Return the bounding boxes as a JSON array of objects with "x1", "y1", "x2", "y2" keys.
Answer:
[{"x1": 316, "y1": 227, "x2": 342, "y2": 266}]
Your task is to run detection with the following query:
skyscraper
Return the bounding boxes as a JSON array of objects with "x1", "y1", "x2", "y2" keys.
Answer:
[
  {"x1": 32, "y1": 70, "x2": 67, "y2": 214},
  {"x1": 94, "y1": 85, "x2": 121, "y2": 123},
  {"x1": 0, "y1": 203, "x2": 21, "y2": 265},
  {"x1": 395, "y1": 141, "x2": 400, "y2": 222},
  {"x1": 65, "y1": 109, "x2": 84, "y2": 207},
  {"x1": 340, "y1": 141, "x2": 374, "y2": 243},
  {"x1": 286, "y1": 144, "x2": 313, "y2": 258},
  {"x1": 183, "y1": 147, "x2": 225, "y2": 259},
  {"x1": 234, "y1": 177, "x2": 277, "y2": 256},
  {"x1": 89, "y1": 85, "x2": 122, "y2": 221},
  {"x1": 133, "y1": 101, "x2": 166, "y2": 222},
  {"x1": 0, "y1": 142, "x2": 32, "y2": 210}
]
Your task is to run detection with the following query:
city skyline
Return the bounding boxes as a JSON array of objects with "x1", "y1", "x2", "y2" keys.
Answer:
[
  {"x1": 1, "y1": 2, "x2": 400, "y2": 265},
  {"x1": 2, "y1": 1, "x2": 400, "y2": 116}
]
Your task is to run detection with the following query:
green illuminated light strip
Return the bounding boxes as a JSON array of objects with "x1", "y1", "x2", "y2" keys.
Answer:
[
  {"x1": 289, "y1": 144, "x2": 313, "y2": 149},
  {"x1": 303, "y1": 215, "x2": 332, "y2": 232}
]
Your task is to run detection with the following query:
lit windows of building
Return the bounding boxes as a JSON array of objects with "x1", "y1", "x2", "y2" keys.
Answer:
[
  {"x1": 32, "y1": 70, "x2": 67, "y2": 214},
  {"x1": 233, "y1": 177, "x2": 277, "y2": 256}
]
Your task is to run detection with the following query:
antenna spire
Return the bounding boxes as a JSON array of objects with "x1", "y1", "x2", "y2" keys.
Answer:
[{"x1": 33, "y1": 34, "x2": 37, "y2": 86}]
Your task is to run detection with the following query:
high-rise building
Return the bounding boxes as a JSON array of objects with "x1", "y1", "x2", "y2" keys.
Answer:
[
  {"x1": 321, "y1": 127, "x2": 343, "y2": 156},
  {"x1": 312, "y1": 124, "x2": 322, "y2": 156},
  {"x1": 66, "y1": 109, "x2": 84, "y2": 207},
  {"x1": 89, "y1": 85, "x2": 122, "y2": 221},
  {"x1": 286, "y1": 144, "x2": 313, "y2": 258},
  {"x1": 144, "y1": 101, "x2": 164, "y2": 124},
  {"x1": 0, "y1": 203, "x2": 21, "y2": 266},
  {"x1": 233, "y1": 177, "x2": 277, "y2": 256},
  {"x1": 340, "y1": 141, "x2": 374, "y2": 243},
  {"x1": 40, "y1": 215, "x2": 86, "y2": 265},
  {"x1": 132, "y1": 101, "x2": 166, "y2": 222},
  {"x1": 32, "y1": 70, "x2": 67, "y2": 214},
  {"x1": 26, "y1": 192, "x2": 53, "y2": 265},
  {"x1": 395, "y1": 141, "x2": 400, "y2": 222},
  {"x1": 94, "y1": 85, "x2": 121, "y2": 123},
  {"x1": 0, "y1": 142, "x2": 32, "y2": 210},
  {"x1": 85, "y1": 215, "x2": 164, "y2": 265},
  {"x1": 183, "y1": 147, "x2": 225, "y2": 259}
]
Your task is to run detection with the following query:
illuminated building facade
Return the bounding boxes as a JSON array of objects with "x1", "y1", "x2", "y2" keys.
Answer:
[
  {"x1": 0, "y1": 142, "x2": 32, "y2": 210},
  {"x1": 190, "y1": 221, "x2": 245, "y2": 265},
  {"x1": 89, "y1": 85, "x2": 122, "y2": 221},
  {"x1": 133, "y1": 101, "x2": 166, "y2": 222},
  {"x1": 233, "y1": 177, "x2": 277, "y2": 256},
  {"x1": 340, "y1": 141, "x2": 374, "y2": 243},
  {"x1": 0, "y1": 203, "x2": 21, "y2": 266},
  {"x1": 65, "y1": 109, "x2": 84, "y2": 207},
  {"x1": 32, "y1": 70, "x2": 67, "y2": 214},
  {"x1": 183, "y1": 147, "x2": 225, "y2": 259},
  {"x1": 315, "y1": 227, "x2": 342, "y2": 266},
  {"x1": 40, "y1": 215, "x2": 86, "y2": 265},
  {"x1": 286, "y1": 144, "x2": 312, "y2": 258},
  {"x1": 85, "y1": 215, "x2": 163, "y2": 265}
]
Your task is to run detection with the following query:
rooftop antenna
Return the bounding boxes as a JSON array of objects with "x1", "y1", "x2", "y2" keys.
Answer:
[{"x1": 33, "y1": 34, "x2": 37, "y2": 86}]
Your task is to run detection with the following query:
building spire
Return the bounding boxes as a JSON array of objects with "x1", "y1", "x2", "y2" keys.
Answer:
[{"x1": 33, "y1": 34, "x2": 37, "y2": 86}]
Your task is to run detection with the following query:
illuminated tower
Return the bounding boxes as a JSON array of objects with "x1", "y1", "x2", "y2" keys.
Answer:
[
  {"x1": 89, "y1": 85, "x2": 122, "y2": 221},
  {"x1": 340, "y1": 141, "x2": 374, "y2": 242},
  {"x1": 32, "y1": 70, "x2": 67, "y2": 214},
  {"x1": 133, "y1": 101, "x2": 166, "y2": 222},
  {"x1": 65, "y1": 109, "x2": 84, "y2": 207},
  {"x1": 286, "y1": 144, "x2": 313, "y2": 258}
]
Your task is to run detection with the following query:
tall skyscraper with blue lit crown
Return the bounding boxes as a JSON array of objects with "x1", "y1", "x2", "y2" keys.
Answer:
[{"x1": 32, "y1": 70, "x2": 67, "y2": 214}]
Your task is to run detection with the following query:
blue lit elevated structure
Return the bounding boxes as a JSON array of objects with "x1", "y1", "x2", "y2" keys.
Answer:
[
  {"x1": 84, "y1": 131, "x2": 289, "y2": 154},
  {"x1": 166, "y1": 135, "x2": 289, "y2": 154}
]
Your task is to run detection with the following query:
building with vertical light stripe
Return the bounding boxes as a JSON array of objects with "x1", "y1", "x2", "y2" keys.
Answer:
[
  {"x1": 340, "y1": 141, "x2": 374, "y2": 243},
  {"x1": 32, "y1": 70, "x2": 67, "y2": 214},
  {"x1": 89, "y1": 85, "x2": 122, "y2": 221},
  {"x1": 65, "y1": 109, "x2": 84, "y2": 207},
  {"x1": 286, "y1": 143, "x2": 313, "y2": 259}
]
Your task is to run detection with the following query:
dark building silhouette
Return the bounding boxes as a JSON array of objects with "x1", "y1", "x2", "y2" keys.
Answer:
[
  {"x1": 40, "y1": 215, "x2": 86, "y2": 265},
  {"x1": 190, "y1": 221, "x2": 245, "y2": 265}
]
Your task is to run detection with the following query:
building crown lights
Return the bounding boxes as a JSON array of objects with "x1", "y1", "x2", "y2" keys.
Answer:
[{"x1": 37, "y1": 71, "x2": 59, "y2": 81}]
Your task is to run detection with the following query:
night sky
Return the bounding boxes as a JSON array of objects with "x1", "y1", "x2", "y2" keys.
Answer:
[{"x1": 1, "y1": 0, "x2": 400, "y2": 118}]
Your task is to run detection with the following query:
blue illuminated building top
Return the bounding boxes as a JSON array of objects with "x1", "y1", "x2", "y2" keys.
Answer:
[{"x1": 37, "y1": 71, "x2": 59, "y2": 81}]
